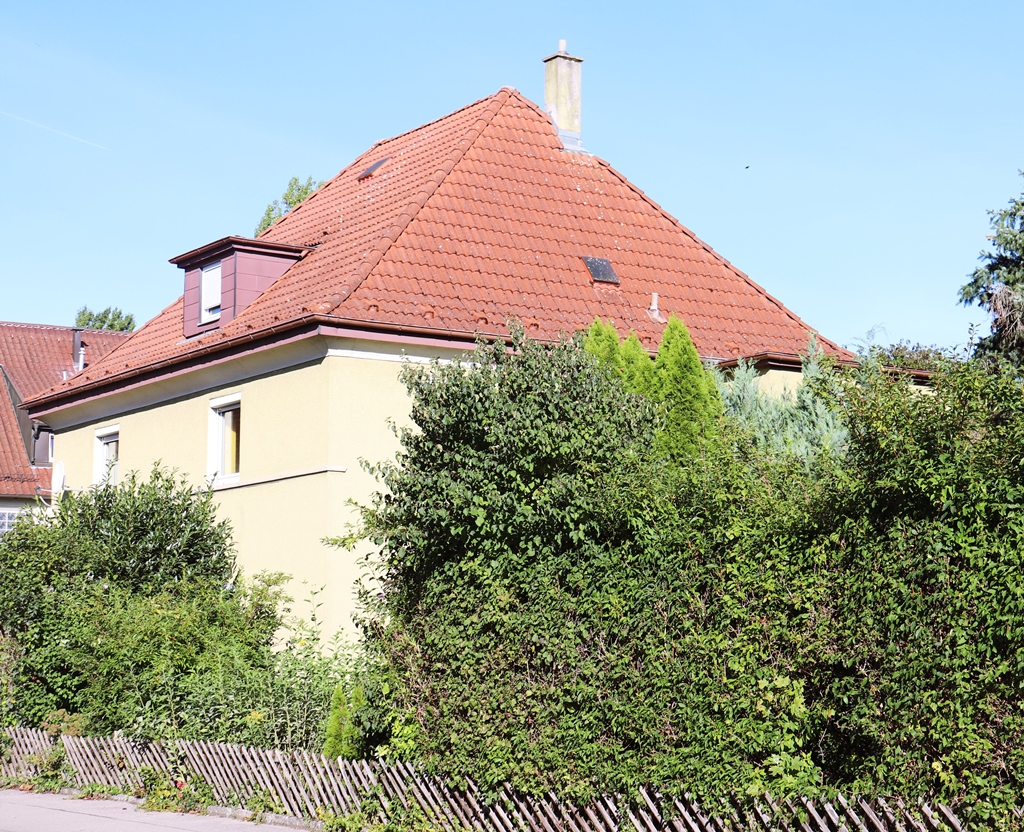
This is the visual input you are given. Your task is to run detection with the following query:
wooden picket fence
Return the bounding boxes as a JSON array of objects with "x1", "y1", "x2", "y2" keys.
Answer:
[{"x1": 0, "y1": 726, "x2": 986, "y2": 831}]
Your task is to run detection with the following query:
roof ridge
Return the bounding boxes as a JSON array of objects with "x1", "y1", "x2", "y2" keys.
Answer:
[
  {"x1": 592, "y1": 157, "x2": 847, "y2": 355},
  {"x1": 370, "y1": 88, "x2": 517, "y2": 150},
  {"x1": 0, "y1": 321, "x2": 76, "y2": 332},
  {"x1": 262, "y1": 89, "x2": 516, "y2": 243},
  {"x1": 328, "y1": 87, "x2": 514, "y2": 308}
]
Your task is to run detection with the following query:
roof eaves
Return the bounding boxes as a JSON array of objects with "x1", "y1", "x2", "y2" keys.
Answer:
[
  {"x1": 22, "y1": 313, "x2": 322, "y2": 412},
  {"x1": 169, "y1": 236, "x2": 314, "y2": 268}
]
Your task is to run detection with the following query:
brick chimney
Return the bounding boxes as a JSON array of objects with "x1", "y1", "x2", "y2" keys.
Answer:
[{"x1": 543, "y1": 40, "x2": 584, "y2": 152}]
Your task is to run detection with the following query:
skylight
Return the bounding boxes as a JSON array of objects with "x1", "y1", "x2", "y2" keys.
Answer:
[
  {"x1": 357, "y1": 158, "x2": 390, "y2": 180},
  {"x1": 582, "y1": 256, "x2": 619, "y2": 284}
]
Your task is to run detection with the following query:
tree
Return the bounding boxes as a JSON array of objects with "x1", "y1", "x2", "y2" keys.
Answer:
[
  {"x1": 959, "y1": 173, "x2": 1024, "y2": 361},
  {"x1": 74, "y1": 306, "x2": 135, "y2": 332},
  {"x1": 712, "y1": 347, "x2": 848, "y2": 465},
  {"x1": 651, "y1": 316, "x2": 722, "y2": 458},
  {"x1": 584, "y1": 316, "x2": 722, "y2": 459},
  {"x1": 255, "y1": 176, "x2": 323, "y2": 236}
]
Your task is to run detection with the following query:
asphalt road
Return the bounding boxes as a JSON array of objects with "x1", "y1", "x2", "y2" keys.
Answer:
[{"x1": 0, "y1": 790, "x2": 263, "y2": 831}]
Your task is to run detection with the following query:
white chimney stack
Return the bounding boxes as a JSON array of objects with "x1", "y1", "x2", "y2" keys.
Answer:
[{"x1": 543, "y1": 39, "x2": 584, "y2": 152}]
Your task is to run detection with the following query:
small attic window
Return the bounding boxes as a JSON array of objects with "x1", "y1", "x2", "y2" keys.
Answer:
[
  {"x1": 357, "y1": 157, "x2": 389, "y2": 180},
  {"x1": 582, "y1": 256, "x2": 619, "y2": 284},
  {"x1": 199, "y1": 262, "x2": 222, "y2": 323}
]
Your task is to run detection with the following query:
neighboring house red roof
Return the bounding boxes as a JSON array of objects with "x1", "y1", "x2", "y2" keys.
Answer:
[
  {"x1": 0, "y1": 322, "x2": 130, "y2": 498},
  {"x1": 26, "y1": 88, "x2": 853, "y2": 412},
  {"x1": 0, "y1": 380, "x2": 38, "y2": 499}
]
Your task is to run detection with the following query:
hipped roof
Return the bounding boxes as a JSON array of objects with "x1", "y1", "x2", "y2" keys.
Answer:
[
  {"x1": 26, "y1": 88, "x2": 851, "y2": 412},
  {"x1": 1, "y1": 323, "x2": 129, "y2": 497}
]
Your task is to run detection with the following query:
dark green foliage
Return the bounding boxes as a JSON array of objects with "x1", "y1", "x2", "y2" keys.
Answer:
[
  {"x1": 349, "y1": 329, "x2": 1024, "y2": 820},
  {"x1": 0, "y1": 468, "x2": 345, "y2": 749},
  {"x1": 960, "y1": 173, "x2": 1024, "y2": 362},
  {"x1": 814, "y1": 357, "x2": 1024, "y2": 811},
  {"x1": 869, "y1": 340, "x2": 949, "y2": 373},
  {"x1": 255, "y1": 175, "x2": 323, "y2": 236},
  {"x1": 74, "y1": 306, "x2": 135, "y2": 332}
]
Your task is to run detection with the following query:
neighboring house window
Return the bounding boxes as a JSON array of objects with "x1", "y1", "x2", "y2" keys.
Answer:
[
  {"x1": 200, "y1": 261, "x2": 222, "y2": 324},
  {"x1": 93, "y1": 425, "x2": 120, "y2": 485},
  {"x1": 208, "y1": 394, "x2": 241, "y2": 483},
  {"x1": 0, "y1": 509, "x2": 19, "y2": 536}
]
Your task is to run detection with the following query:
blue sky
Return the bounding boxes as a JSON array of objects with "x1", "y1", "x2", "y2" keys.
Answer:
[{"x1": 3, "y1": 1, "x2": 1021, "y2": 352}]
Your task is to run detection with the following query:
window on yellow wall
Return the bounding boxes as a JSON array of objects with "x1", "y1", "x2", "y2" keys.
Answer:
[
  {"x1": 93, "y1": 425, "x2": 120, "y2": 485},
  {"x1": 208, "y1": 394, "x2": 241, "y2": 484},
  {"x1": 221, "y1": 405, "x2": 240, "y2": 476}
]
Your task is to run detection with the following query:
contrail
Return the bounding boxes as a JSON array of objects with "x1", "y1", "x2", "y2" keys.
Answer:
[{"x1": 0, "y1": 109, "x2": 109, "y2": 150}]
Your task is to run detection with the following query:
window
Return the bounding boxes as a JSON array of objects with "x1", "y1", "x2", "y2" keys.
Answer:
[
  {"x1": 200, "y1": 261, "x2": 222, "y2": 324},
  {"x1": 93, "y1": 425, "x2": 120, "y2": 484},
  {"x1": 0, "y1": 509, "x2": 19, "y2": 537},
  {"x1": 208, "y1": 394, "x2": 241, "y2": 482}
]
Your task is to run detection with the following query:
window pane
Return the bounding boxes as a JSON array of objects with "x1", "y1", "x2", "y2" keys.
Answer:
[
  {"x1": 200, "y1": 263, "x2": 222, "y2": 323},
  {"x1": 103, "y1": 436, "x2": 119, "y2": 484},
  {"x1": 222, "y1": 407, "x2": 240, "y2": 475}
]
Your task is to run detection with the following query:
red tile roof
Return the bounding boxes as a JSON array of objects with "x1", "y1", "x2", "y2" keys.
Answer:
[
  {"x1": 26, "y1": 88, "x2": 853, "y2": 411},
  {"x1": 0, "y1": 322, "x2": 130, "y2": 498}
]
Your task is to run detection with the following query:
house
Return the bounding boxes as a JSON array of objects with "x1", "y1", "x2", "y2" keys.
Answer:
[
  {"x1": 1, "y1": 323, "x2": 130, "y2": 532},
  {"x1": 23, "y1": 45, "x2": 854, "y2": 634}
]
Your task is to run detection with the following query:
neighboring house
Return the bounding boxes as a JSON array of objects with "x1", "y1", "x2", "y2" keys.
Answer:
[
  {"x1": 0, "y1": 323, "x2": 130, "y2": 532},
  {"x1": 24, "y1": 46, "x2": 855, "y2": 634}
]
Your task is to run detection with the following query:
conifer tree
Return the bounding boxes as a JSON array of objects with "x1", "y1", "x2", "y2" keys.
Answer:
[
  {"x1": 652, "y1": 316, "x2": 722, "y2": 458},
  {"x1": 583, "y1": 319, "x2": 622, "y2": 372},
  {"x1": 322, "y1": 682, "x2": 365, "y2": 759},
  {"x1": 619, "y1": 331, "x2": 655, "y2": 395}
]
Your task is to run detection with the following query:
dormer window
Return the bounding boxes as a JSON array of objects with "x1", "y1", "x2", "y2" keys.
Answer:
[
  {"x1": 171, "y1": 237, "x2": 313, "y2": 338},
  {"x1": 200, "y1": 262, "x2": 222, "y2": 324}
]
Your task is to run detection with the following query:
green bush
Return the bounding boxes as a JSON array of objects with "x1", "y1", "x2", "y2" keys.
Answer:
[
  {"x1": 0, "y1": 467, "x2": 348, "y2": 750},
  {"x1": 348, "y1": 329, "x2": 1024, "y2": 820},
  {"x1": 584, "y1": 315, "x2": 721, "y2": 459}
]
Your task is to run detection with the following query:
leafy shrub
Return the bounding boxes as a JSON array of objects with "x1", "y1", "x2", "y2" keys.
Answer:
[
  {"x1": 348, "y1": 329, "x2": 1024, "y2": 820},
  {"x1": 0, "y1": 467, "x2": 348, "y2": 750}
]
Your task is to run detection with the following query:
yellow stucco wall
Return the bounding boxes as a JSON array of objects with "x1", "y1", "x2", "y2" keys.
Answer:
[
  {"x1": 47, "y1": 335, "x2": 809, "y2": 638},
  {"x1": 753, "y1": 367, "x2": 804, "y2": 397},
  {"x1": 49, "y1": 336, "x2": 446, "y2": 639}
]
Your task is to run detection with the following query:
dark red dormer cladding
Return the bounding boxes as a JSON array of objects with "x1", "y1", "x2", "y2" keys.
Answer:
[{"x1": 171, "y1": 237, "x2": 313, "y2": 338}]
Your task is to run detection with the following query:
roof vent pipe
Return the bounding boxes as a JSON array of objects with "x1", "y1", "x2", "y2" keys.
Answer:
[
  {"x1": 648, "y1": 292, "x2": 666, "y2": 324},
  {"x1": 71, "y1": 328, "x2": 85, "y2": 372},
  {"x1": 543, "y1": 40, "x2": 584, "y2": 152}
]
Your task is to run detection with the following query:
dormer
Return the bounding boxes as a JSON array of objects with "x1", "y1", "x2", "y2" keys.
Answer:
[{"x1": 170, "y1": 236, "x2": 312, "y2": 338}]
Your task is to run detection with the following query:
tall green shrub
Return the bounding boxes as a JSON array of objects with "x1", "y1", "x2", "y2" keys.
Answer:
[
  {"x1": 584, "y1": 315, "x2": 722, "y2": 458},
  {"x1": 619, "y1": 331, "x2": 655, "y2": 395},
  {"x1": 0, "y1": 468, "x2": 346, "y2": 749},
  {"x1": 350, "y1": 329, "x2": 1024, "y2": 820},
  {"x1": 651, "y1": 317, "x2": 722, "y2": 458}
]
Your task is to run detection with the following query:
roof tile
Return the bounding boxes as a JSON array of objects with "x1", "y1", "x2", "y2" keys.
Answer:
[{"x1": 30, "y1": 88, "x2": 853, "y2": 409}]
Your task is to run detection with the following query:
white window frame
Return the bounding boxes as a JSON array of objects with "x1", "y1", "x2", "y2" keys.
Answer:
[
  {"x1": 93, "y1": 424, "x2": 120, "y2": 485},
  {"x1": 0, "y1": 508, "x2": 21, "y2": 536},
  {"x1": 199, "y1": 261, "x2": 223, "y2": 324},
  {"x1": 207, "y1": 393, "x2": 241, "y2": 485}
]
